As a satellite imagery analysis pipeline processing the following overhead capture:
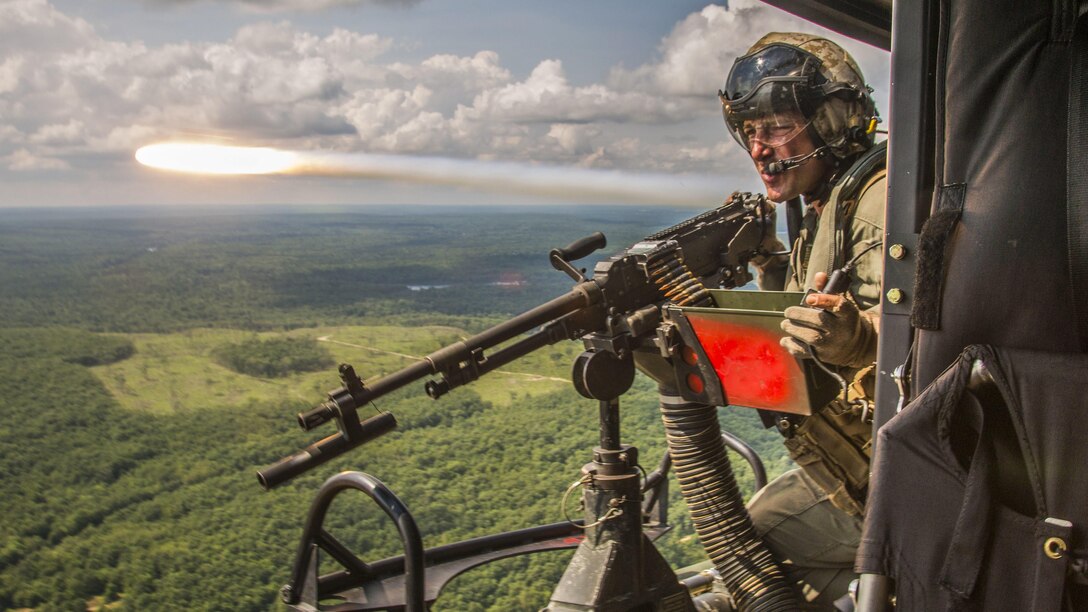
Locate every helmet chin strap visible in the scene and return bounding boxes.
[765,145,829,175]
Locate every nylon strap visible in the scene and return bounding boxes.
[1069,8,1088,348]
[910,183,965,330]
[785,196,803,248]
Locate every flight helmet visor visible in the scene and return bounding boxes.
[720,44,826,150]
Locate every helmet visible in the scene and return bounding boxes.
[719,32,878,161]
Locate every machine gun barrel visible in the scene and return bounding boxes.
[258,286,600,489]
[257,412,398,489]
[416,285,598,379]
[425,316,578,399]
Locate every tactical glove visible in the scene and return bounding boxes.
[780,296,878,368]
[747,197,789,290]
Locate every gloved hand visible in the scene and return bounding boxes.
[746,196,789,290]
[780,292,878,368]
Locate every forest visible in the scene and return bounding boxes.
[0,205,791,611]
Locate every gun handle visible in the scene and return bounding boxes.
[551,232,606,265]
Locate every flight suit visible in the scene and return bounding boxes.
[749,162,886,607]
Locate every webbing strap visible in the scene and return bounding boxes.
[785,196,803,248]
[1068,8,1088,348]
[911,184,965,330]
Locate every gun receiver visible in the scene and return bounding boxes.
[257,192,772,489]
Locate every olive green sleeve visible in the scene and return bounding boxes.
[846,173,886,311]
[798,171,886,310]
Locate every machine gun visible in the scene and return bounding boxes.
[258,192,795,612]
[258,192,771,489]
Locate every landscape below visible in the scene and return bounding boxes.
[0,205,789,611]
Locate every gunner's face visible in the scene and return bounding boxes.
[743,113,830,203]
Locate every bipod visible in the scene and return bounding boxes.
[548,349,695,612]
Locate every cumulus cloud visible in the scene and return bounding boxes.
[142,0,422,12]
[460,59,691,125]
[30,119,85,146]
[4,148,71,171]
[0,0,889,189]
[547,124,600,156]
[608,0,887,105]
[337,85,433,141]
[606,0,800,97]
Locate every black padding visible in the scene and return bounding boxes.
[912,0,1081,393]
[910,183,964,330]
[1068,16,1088,348]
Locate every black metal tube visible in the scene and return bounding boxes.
[641,450,671,520]
[642,449,672,494]
[282,471,425,611]
[318,520,585,594]
[297,401,337,431]
[428,286,595,369]
[640,432,765,498]
[598,398,621,451]
[720,431,768,492]
[481,317,574,368]
[358,359,437,403]
[426,318,573,398]
[856,573,892,612]
[316,528,370,577]
[681,568,720,591]
[257,412,397,490]
[341,289,592,406]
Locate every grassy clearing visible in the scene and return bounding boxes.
[92,325,582,414]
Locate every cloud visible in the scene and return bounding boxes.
[238,0,424,12]
[4,148,71,171]
[0,57,24,95]
[608,0,887,105]
[0,0,97,56]
[547,124,600,156]
[0,0,889,190]
[337,85,434,141]
[459,59,691,125]
[30,120,86,146]
[141,0,422,12]
[604,1,800,97]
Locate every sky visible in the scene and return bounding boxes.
[0,0,890,208]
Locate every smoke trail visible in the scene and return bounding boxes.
[135,143,729,207]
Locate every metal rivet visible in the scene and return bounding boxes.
[886,288,904,304]
[1045,537,1067,560]
[889,244,907,260]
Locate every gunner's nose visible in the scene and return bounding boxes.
[750,139,773,163]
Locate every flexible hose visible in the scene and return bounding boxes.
[659,389,798,611]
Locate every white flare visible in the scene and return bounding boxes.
[136,143,298,175]
[136,142,728,206]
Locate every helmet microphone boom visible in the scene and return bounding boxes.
[765,146,828,175]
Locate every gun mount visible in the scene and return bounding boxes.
[258,193,798,611]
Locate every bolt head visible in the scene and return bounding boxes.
[889,244,907,260]
[886,288,904,304]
